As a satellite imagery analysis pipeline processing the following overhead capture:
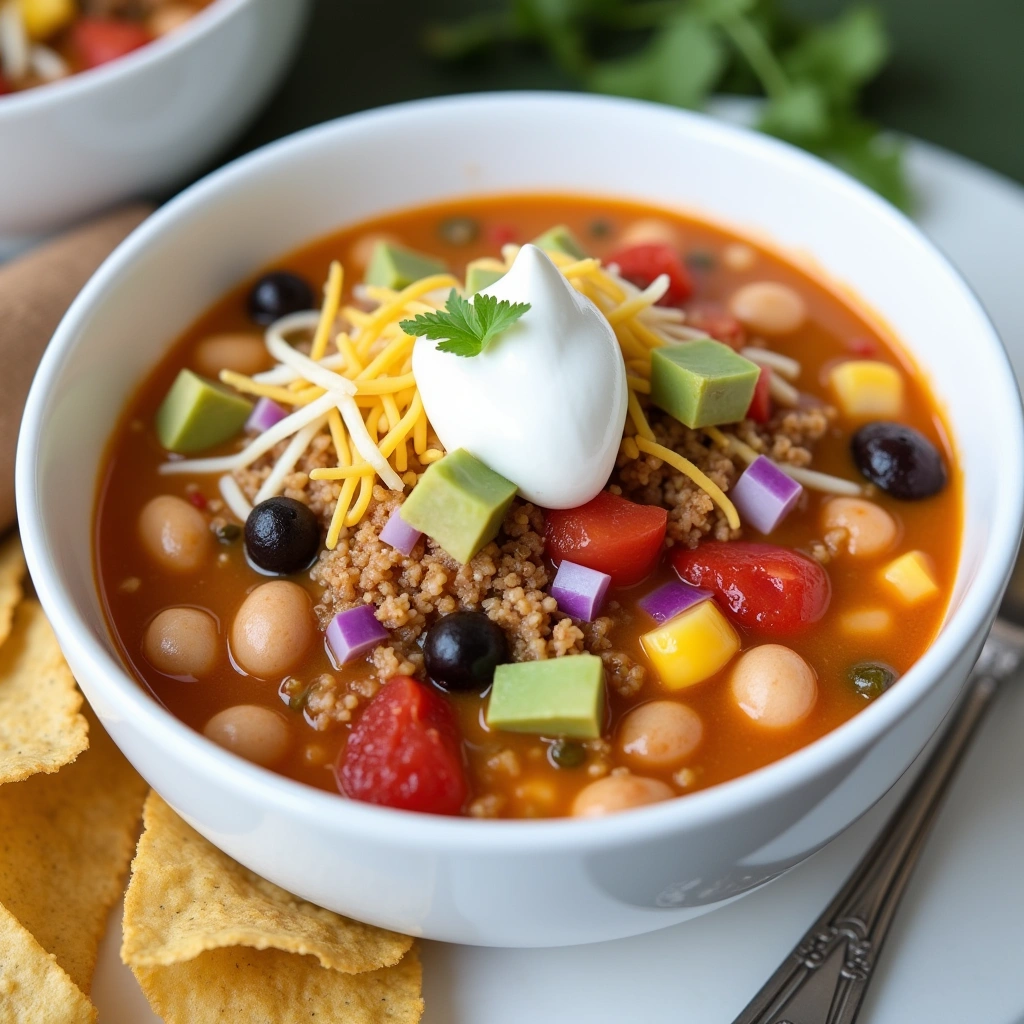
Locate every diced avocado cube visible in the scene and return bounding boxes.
[154,369,252,453]
[399,449,517,564]
[651,339,760,429]
[486,655,606,738]
[530,225,587,259]
[465,259,506,295]
[365,242,447,290]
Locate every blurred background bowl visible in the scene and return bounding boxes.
[0,0,310,255]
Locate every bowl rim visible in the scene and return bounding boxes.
[17,91,1024,852]
[0,0,251,116]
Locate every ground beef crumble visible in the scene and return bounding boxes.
[615,399,835,548]
[232,399,834,731]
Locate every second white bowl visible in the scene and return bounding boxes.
[0,0,309,250]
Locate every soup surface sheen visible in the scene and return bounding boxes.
[95,195,961,819]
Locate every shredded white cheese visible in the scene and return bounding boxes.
[158,391,338,475]
[30,44,68,82]
[264,333,356,397]
[254,415,328,503]
[741,347,801,381]
[337,395,405,491]
[218,474,253,521]
[781,465,866,497]
[253,352,345,387]
[768,372,801,407]
[0,1,29,81]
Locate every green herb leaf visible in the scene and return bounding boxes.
[399,288,532,358]
[588,12,726,109]
[759,81,830,144]
[690,0,757,21]
[783,5,889,104]
[422,0,912,209]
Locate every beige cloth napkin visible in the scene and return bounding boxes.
[0,204,153,532]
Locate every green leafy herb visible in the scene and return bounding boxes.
[588,12,725,108]
[399,289,532,357]
[424,0,911,210]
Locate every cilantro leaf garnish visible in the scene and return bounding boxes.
[399,289,531,357]
[423,1,911,210]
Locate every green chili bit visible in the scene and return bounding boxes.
[686,250,715,271]
[215,522,241,544]
[848,661,897,699]
[438,216,480,246]
[549,739,587,769]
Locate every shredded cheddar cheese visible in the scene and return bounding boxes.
[634,436,741,531]
[310,261,343,361]
[159,244,735,545]
[627,390,656,442]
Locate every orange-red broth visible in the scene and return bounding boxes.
[94,195,961,818]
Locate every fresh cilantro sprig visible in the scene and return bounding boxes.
[423,0,910,210]
[399,289,532,357]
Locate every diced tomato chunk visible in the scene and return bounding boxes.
[546,491,668,589]
[606,243,694,306]
[488,223,518,247]
[745,366,772,423]
[338,676,468,815]
[847,336,878,357]
[72,18,151,70]
[684,301,746,350]
[672,541,830,635]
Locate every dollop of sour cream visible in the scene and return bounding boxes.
[413,244,628,509]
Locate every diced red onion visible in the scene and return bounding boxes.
[639,580,711,624]
[731,455,803,534]
[551,560,611,622]
[380,505,422,556]
[326,605,388,665]
[245,396,288,433]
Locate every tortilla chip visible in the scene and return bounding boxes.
[133,944,423,1024]
[0,704,147,993]
[0,533,25,651]
[0,902,96,1024]
[0,599,89,784]
[123,793,413,973]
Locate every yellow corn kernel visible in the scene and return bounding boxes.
[882,550,939,604]
[641,600,740,690]
[840,607,893,636]
[830,360,904,418]
[18,0,75,39]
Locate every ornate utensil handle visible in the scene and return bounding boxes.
[731,619,1024,1024]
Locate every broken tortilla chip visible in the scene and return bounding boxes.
[0,902,96,1024]
[0,599,89,784]
[0,704,147,993]
[122,793,414,973]
[133,944,424,1024]
[0,533,26,651]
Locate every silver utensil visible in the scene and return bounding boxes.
[732,567,1024,1024]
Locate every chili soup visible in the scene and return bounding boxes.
[94,195,960,819]
[0,0,211,94]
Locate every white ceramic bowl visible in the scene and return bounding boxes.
[0,0,309,250]
[17,94,1024,947]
